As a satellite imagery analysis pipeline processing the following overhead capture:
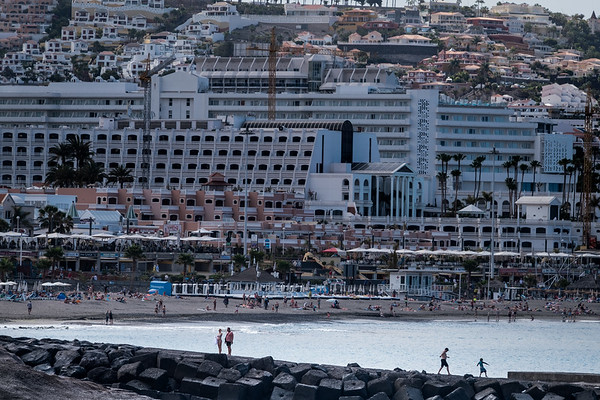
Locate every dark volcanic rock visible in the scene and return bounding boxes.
[139,367,169,391]
[318,378,343,400]
[369,393,392,400]
[368,376,393,397]
[174,361,199,381]
[60,365,87,379]
[344,379,368,398]
[117,361,143,382]
[197,360,223,379]
[394,385,425,400]
[273,372,297,391]
[423,381,454,398]
[501,382,527,400]
[217,367,243,383]
[53,350,80,370]
[217,382,247,400]
[289,364,312,381]
[548,385,585,400]
[270,386,294,400]
[129,350,158,369]
[293,383,318,400]
[446,387,471,400]
[33,363,55,375]
[0,347,149,400]
[79,350,109,371]
[87,366,117,384]
[250,356,275,373]
[236,377,266,400]
[21,349,52,366]
[526,386,548,400]
[301,369,328,386]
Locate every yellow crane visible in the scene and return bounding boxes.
[247,27,277,120]
[581,91,600,248]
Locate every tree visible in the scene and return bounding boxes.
[436,153,452,215]
[471,155,486,199]
[462,259,480,296]
[437,172,448,215]
[558,158,571,206]
[451,169,462,215]
[529,160,542,195]
[76,160,105,187]
[519,163,528,200]
[108,165,135,188]
[67,135,94,169]
[49,142,72,166]
[276,260,292,282]
[45,247,64,278]
[177,252,195,277]
[124,244,144,289]
[232,254,247,272]
[0,218,10,232]
[36,258,52,279]
[481,191,492,216]
[38,205,60,233]
[0,257,15,280]
[10,206,32,231]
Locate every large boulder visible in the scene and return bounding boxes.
[174,361,199,381]
[344,379,368,398]
[128,351,158,370]
[445,387,471,400]
[293,383,318,400]
[501,381,527,400]
[197,360,224,379]
[21,349,52,366]
[87,366,117,384]
[368,376,393,397]
[301,369,328,386]
[53,350,81,370]
[79,351,109,371]
[423,381,454,398]
[217,368,243,383]
[394,385,425,400]
[217,382,247,400]
[250,356,275,373]
[117,361,144,382]
[138,367,169,392]
[318,378,343,400]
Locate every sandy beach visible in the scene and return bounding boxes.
[1,294,599,325]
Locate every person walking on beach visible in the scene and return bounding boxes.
[105,310,110,325]
[216,329,223,354]
[162,304,166,317]
[225,327,234,355]
[213,298,217,311]
[477,358,489,377]
[437,348,450,375]
[109,310,113,325]
[27,301,32,315]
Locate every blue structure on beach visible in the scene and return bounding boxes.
[150,281,172,296]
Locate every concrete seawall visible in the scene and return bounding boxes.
[1,335,599,400]
[508,372,600,385]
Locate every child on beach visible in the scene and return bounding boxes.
[437,348,450,375]
[477,358,489,377]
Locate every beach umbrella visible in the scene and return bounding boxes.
[41,282,55,287]
[347,247,367,253]
[92,232,116,240]
[322,247,340,253]
[162,235,180,241]
[35,232,70,239]
[0,232,27,238]
[193,228,213,235]
[495,251,520,257]
[414,249,433,255]
[396,249,414,255]
[148,289,158,295]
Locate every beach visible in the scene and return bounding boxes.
[1,294,598,324]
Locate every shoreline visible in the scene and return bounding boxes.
[1,296,598,325]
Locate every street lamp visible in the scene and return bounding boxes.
[16,216,22,269]
[282,226,286,254]
[239,126,255,258]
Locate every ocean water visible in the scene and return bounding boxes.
[1,318,597,378]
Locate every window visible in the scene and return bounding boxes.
[174,149,183,156]
[188,163,197,169]
[278,136,287,142]
[158,149,167,155]
[97,134,106,141]
[110,149,120,154]
[218,150,228,156]
[172,163,181,169]
[156,163,166,169]
[159,135,169,142]
[111,134,121,141]
[203,150,212,156]
[127,149,136,155]
[190,149,199,156]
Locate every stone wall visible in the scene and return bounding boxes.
[0,335,598,400]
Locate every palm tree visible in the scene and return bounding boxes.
[451,169,461,214]
[67,135,94,169]
[233,254,247,273]
[38,205,60,233]
[36,258,52,279]
[436,153,452,214]
[0,257,14,280]
[177,252,195,277]
[566,165,576,218]
[52,212,74,234]
[49,142,72,166]
[462,259,480,296]
[505,178,517,217]
[108,165,134,188]
[124,244,144,289]
[558,158,571,205]
[471,155,486,199]
[45,246,64,279]
[437,171,448,215]
[45,164,76,187]
[519,163,528,200]
[481,191,492,215]
[10,206,32,231]
[77,160,106,187]
[529,160,542,195]
[0,219,10,232]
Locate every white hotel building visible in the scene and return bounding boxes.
[0,56,566,210]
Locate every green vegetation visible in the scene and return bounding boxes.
[43,0,71,40]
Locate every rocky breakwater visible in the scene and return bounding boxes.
[1,335,599,400]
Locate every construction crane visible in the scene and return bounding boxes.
[247,27,278,120]
[581,91,600,248]
[138,55,175,188]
